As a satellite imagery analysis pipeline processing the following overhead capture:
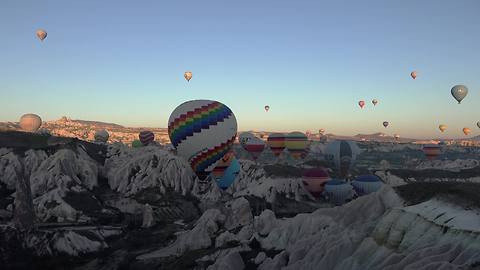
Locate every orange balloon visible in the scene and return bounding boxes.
[36,29,47,41]
[463,128,471,136]
[439,125,447,132]
[410,71,417,79]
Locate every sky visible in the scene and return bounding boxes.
[0,0,479,139]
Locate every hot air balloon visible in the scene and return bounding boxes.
[214,157,240,190]
[184,71,192,82]
[439,125,447,132]
[285,132,308,159]
[302,168,331,198]
[358,100,365,109]
[242,136,265,161]
[168,100,237,180]
[36,29,47,41]
[463,128,471,136]
[422,144,442,160]
[211,151,234,182]
[351,175,383,196]
[477,122,480,129]
[451,85,468,104]
[324,140,360,178]
[383,121,389,128]
[132,140,143,148]
[319,129,325,135]
[410,71,417,79]
[266,133,286,157]
[264,105,270,112]
[372,99,378,106]
[323,179,354,206]
[19,114,42,132]
[139,131,155,146]
[394,134,400,140]
[94,130,109,143]
[306,130,311,138]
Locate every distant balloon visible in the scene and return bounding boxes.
[94,130,109,143]
[36,29,47,41]
[352,175,383,196]
[302,168,330,198]
[324,140,360,178]
[184,71,192,82]
[323,179,354,206]
[439,125,447,132]
[394,134,400,140]
[266,133,286,157]
[383,121,389,128]
[372,99,378,106]
[306,130,311,137]
[264,105,270,112]
[358,100,365,109]
[19,113,42,132]
[214,157,240,190]
[319,129,325,135]
[463,127,471,136]
[132,140,143,148]
[285,132,308,159]
[451,85,468,104]
[422,144,442,160]
[168,100,237,180]
[410,71,417,79]
[477,122,480,129]
[242,136,265,161]
[139,131,155,146]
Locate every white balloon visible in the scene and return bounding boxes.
[94,129,109,143]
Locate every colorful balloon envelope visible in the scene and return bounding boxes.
[463,127,471,136]
[94,129,109,143]
[451,85,468,104]
[139,130,155,146]
[238,132,255,147]
[439,125,447,132]
[184,71,192,82]
[211,151,235,179]
[319,129,325,135]
[242,136,265,161]
[266,133,286,157]
[358,100,365,109]
[422,144,442,160]
[324,140,360,178]
[323,179,354,206]
[285,132,308,159]
[410,71,417,79]
[302,168,330,198]
[36,29,47,41]
[352,175,383,196]
[132,140,143,148]
[19,113,42,132]
[168,100,237,180]
[214,157,240,190]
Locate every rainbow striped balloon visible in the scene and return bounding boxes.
[139,130,155,146]
[266,133,286,157]
[285,132,308,159]
[168,100,237,180]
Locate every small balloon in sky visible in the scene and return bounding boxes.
[36,29,47,41]
[358,100,365,109]
[451,85,468,104]
[477,122,480,129]
[264,105,270,112]
[410,71,417,79]
[463,127,471,136]
[383,121,389,128]
[439,125,447,132]
[184,71,192,82]
[372,99,378,106]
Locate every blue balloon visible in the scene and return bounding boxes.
[323,179,354,205]
[352,175,383,196]
[215,158,240,190]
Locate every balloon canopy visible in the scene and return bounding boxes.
[285,132,308,159]
[184,71,192,82]
[439,125,447,132]
[463,127,471,136]
[94,130,109,143]
[422,144,442,160]
[383,121,389,128]
[36,29,47,41]
[238,132,255,147]
[451,85,468,104]
[352,175,383,196]
[410,71,417,79]
[324,140,360,178]
[168,100,237,180]
[264,105,270,112]
[19,113,42,132]
[323,179,354,206]
[242,136,265,161]
[372,99,378,106]
[358,100,365,109]
[266,133,286,157]
[302,168,330,198]
[214,157,240,190]
[139,131,155,146]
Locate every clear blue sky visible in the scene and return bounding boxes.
[1,0,479,139]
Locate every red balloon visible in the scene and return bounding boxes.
[358,100,365,109]
[302,168,330,198]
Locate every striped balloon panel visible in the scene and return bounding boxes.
[351,181,383,196]
[244,144,265,160]
[423,147,441,160]
[168,101,233,148]
[139,131,155,145]
[324,183,354,205]
[216,158,240,190]
[267,136,286,157]
[189,135,236,179]
[211,153,234,179]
